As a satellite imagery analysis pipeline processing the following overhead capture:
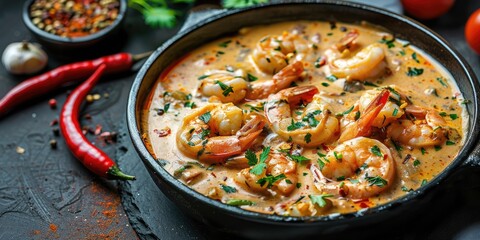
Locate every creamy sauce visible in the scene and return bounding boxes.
[141,21,468,216]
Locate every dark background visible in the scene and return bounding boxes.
[0,0,480,239]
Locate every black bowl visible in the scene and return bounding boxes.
[127,1,480,239]
[22,0,127,56]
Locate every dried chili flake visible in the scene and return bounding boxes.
[48,98,57,109]
[153,128,171,137]
[29,0,120,38]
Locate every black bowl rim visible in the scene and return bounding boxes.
[127,0,480,224]
[22,0,127,44]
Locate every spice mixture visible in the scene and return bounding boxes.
[29,0,120,38]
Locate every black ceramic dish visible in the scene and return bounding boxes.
[22,0,127,55]
[127,1,480,239]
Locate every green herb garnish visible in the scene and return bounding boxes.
[287,119,305,131]
[247,73,258,82]
[304,133,312,143]
[221,184,237,193]
[218,40,232,48]
[199,112,211,123]
[371,145,383,157]
[309,194,333,208]
[407,67,424,77]
[257,174,286,188]
[249,147,271,175]
[226,199,254,206]
[365,175,388,187]
[215,80,234,96]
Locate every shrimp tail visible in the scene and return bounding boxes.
[246,61,304,100]
[356,89,390,136]
[339,89,389,142]
[203,116,265,162]
[282,85,319,106]
[336,29,359,52]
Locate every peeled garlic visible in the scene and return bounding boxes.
[2,41,48,74]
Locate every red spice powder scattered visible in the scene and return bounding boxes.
[49,223,58,232]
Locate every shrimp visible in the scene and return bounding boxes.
[235,152,297,196]
[312,137,395,199]
[198,69,248,103]
[246,61,304,100]
[177,103,265,163]
[357,87,406,128]
[251,32,309,75]
[329,43,386,81]
[386,105,449,147]
[338,89,390,143]
[264,86,340,147]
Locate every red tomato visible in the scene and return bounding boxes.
[466,9,480,54]
[401,0,455,20]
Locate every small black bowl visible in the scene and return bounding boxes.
[22,0,127,58]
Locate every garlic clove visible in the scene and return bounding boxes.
[2,41,48,75]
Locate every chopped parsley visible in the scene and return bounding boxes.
[354,111,361,121]
[163,103,170,112]
[413,159,421,167]
[249,147,271,175]
[421,147,426,155]
[380,38,395,48]
[245,103,264,112]
[337,176,345,181]
[321,82,330,87]
[365,175,388,187]
[309,194,333,208]
[296,183,302,189]
[198,74,210,80]
[257,174,286,188]
[446,140,455,145]
[342,106,354,115]
[406,67,424,77]
[434,145,442,151]
[392,108,398,117]
[412,52,420,63]
[226,199,254,206]
[215,80,234,96]
[436,77,448,87]
[304,133,312,143]
[221,184,237,193]
[370,145,383,157]
[287,119,305,131]
[333,151,343,161]
[288,154,311,163]
[439,112,447,117]
[199,112,211,123]
[314,57,324,68]
[302,110,322,127]
[218,40,232,48]
[184,101,196,108]
[173,165,192,178]
[421,179,428,186]
[247,73,258,82]
[200,129,210,139]
[326,75,338,82]
[449,114,458,120]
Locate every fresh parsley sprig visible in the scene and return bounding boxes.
[128,0,194,28]
[247,147,271,175]
[223,0,269,9]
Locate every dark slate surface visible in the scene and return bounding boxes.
[1,0,480,240]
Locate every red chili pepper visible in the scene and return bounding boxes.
[60,64,135,180]
[0,51,151,118]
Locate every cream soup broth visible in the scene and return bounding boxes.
[142,21,467,216]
